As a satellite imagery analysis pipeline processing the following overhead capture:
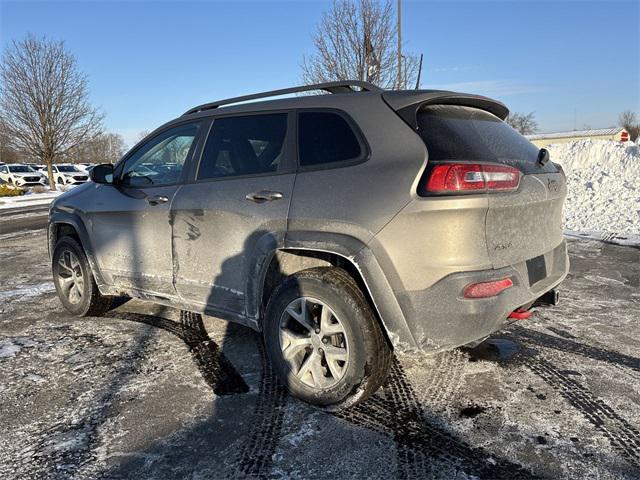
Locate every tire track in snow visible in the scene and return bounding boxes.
[512,325,640,373]
[337,359,538,479]
[109,310,249,395]
[525,356,640,466]
[234,336,288,479]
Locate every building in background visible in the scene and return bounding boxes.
[526,127,629,148]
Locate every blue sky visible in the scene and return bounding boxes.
[1,0,638,146]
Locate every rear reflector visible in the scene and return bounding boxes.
[463,278,513,298]
[425,163,521,193]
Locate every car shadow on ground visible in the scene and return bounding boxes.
[93,230,640,479]
[105,309,248,396]
[96,300,640,480]
[99,303,540,479]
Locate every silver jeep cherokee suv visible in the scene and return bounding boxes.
[49,81,568,408]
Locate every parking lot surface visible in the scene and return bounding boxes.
[0,228,639,479]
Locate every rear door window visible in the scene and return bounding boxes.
[197,113,287,180]
[298,111,362,167]
[417,105,557,174]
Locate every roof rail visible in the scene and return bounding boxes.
[183,80,383,116]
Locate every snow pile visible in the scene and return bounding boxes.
[547,140,640,235]
[0,188,65,209]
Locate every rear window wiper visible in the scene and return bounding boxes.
[537,148,550,167]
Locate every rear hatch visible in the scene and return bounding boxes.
[415,104,566,268]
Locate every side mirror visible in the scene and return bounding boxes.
[90,164,114,184]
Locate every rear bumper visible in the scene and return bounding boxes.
[396,240,569,352]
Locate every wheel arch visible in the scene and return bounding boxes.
[251,235,418,351]
[48,211,109,293]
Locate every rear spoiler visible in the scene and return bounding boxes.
[382,90,509,130]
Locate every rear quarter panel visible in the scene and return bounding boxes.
[286,95,427,248]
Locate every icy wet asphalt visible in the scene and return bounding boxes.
[0,228,638,479]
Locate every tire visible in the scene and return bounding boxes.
[52,236,112,316]
[264,267,392,410]
[57,177,64,185]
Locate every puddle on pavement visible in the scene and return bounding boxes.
[466,338,521,363]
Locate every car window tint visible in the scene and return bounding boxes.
[121,122,201,187]
[416,105,557,174]
[197,113,287,180]
[298,112,361,167]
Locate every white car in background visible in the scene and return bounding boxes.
[52,164,90,185]
[76,163,95,172]
[0,164,47,187]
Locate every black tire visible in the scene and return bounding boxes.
[52,236,112,316]
[264,267,392,410]
[57,177,64,185]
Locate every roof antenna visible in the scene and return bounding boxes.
[415,53,423,90]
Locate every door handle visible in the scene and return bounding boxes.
[245,190,284,203]
[146,195,169,206]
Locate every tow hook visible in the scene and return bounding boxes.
[509,308,533,320]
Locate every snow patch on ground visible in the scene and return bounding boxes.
[0,185,75,209]
[0,337,37,359]
[547,140,640,236]
[0,282,55,301]
[565,230,640,247]
[283,421,317,447]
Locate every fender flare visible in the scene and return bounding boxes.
[248,231,418,351]
[48,209,110,292]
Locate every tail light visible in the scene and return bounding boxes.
[464,278,513,298]
[425,163,521,194]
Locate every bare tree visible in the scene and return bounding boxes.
[137,130,151,142]
[0,118,26,163]
[618,110,639,142]
[66,133,126,164]
[0,35,103,189]
[506,112,538,135]
[302,0,419,89]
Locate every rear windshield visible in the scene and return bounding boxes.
[416,105,557,174]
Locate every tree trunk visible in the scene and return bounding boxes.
[44,156,56,192]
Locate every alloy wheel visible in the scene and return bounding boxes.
[278,297,349,389]
[57,250,85,305]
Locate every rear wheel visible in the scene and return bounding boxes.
[264,267,392,410]
[52,236,112,316]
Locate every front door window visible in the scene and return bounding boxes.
[121,122,201,187]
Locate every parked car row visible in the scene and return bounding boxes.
[0,162,98,187]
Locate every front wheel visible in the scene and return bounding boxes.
[264,267,392,410]
[52,236,112,316]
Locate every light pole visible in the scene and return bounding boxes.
[397,0,402,89]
